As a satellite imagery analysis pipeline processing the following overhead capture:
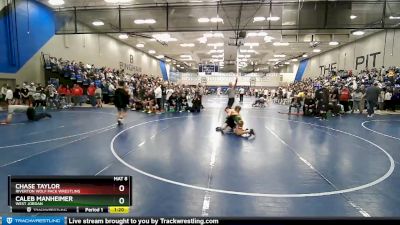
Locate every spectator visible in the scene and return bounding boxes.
[365,81,381,117]
[87,83,96,107]
[72,84,83,106]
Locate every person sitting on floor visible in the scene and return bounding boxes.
[303,93,316,116]
[0,103,52,125]
[289,96,302,114]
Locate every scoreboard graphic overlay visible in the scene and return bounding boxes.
[8,176,132,213]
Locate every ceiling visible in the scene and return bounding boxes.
[38,0,400,72]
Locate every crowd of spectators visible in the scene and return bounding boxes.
[0,56,206,114]
[247,67,399,118]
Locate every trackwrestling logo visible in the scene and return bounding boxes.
[7,217,13,224]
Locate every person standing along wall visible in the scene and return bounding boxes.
[239,87,245,103]
[226,76,238,108]
[114,81,130,125]
[365,81,381,117]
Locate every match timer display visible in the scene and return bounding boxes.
[8,176,132,213]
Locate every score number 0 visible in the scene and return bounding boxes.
[118,184,125,205]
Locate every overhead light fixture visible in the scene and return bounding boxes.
[165,59,171,62]
[389,16,400,20]
[274,54,286,58]
[352,30,365,36]
[244,42,259,48]
[268,59,280,62]
[247,31,268,37]
[134,19,156,24]
[152,33,177,42]
[253,17,266,22]
[313,49,321,53]
[240,49,256,53]
[273,42,290,46]
[302,54,308,57]
[350,15,357,20]
[210,17,223,23]
[267,16,280,21]
[291,59,298,62]
[148,50,156,54]
[118,34,129,39]
[203,32,224,38]
[92,21,104,26]
[180,43,195,47]
[156,55,164,59]
[284,62,290,65]
[329,41,339,46]
[48,0,64,5]
[136,43,144,48]
[180,55,191,58]
[264,36,275,42]
[207,43,224,47]
[197,37,207,43]
[198,18,210,23]
[208,49,224,54]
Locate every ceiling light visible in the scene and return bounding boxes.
[240,49,255,53]
[352,30,365,36]
[203,32,224,38]
[247,32,267,37]
[389,16,400,20]
[134,19,157,24]
[180,55,191,58]
[118,34,129,39]
[165,59,171,62]
[210,17,223,23]
[329,41,339,46]
[253,17,266,22]
[198,18,210,23]
[207,43,224,47]
[136,43,144,48]
[244,43,259,47]
[302,54,308,57]
[208,49,224,54]
[284,62,290,65]
[198,37,207,43]
[313,49,321,53]
[92,21,104,26]
[180,43,195,47]
[264,36,275,42]
[274,54,286,58]
[156,55,165,59]
[145,19,156,24]
[268,59,280,62]
[273,42,290,46]
[292,59,298,62]
[350,15,357,20]
[134,19,145,24]
[267,16,280,21]
[152,33,177,42]
[48,0,64,5]
[148,50,156,54]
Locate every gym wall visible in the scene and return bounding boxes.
[0,0,162,85]
[302,29,400,79]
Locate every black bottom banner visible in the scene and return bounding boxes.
[66,218,400,225]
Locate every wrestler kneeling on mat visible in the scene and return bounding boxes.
[0,103,52,125]
[216,106,255,139]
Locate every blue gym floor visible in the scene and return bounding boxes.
[1,96,400,217]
